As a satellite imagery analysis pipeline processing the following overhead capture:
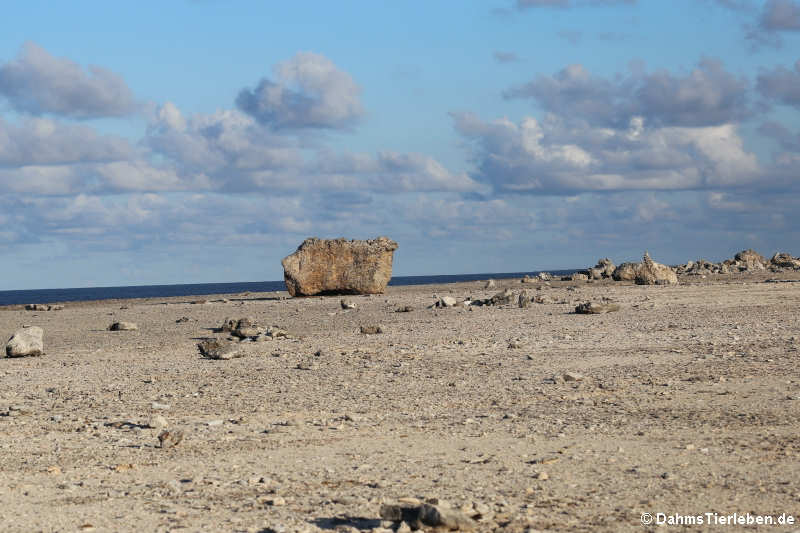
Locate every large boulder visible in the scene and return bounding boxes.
[635,252,678,285]
[282,237,398,296]
[771,252,800,269]
[612,262,641,281]
[6,326,44,357]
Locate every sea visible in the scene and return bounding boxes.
[0,270,577,307]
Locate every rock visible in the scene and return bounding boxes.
[360,325,384,335]
[148,415,168,429]
[563,372,585,382]
[281,236,398,296]
[569,272,589,282]
[437,296,457,308]
[734,249,766,264]
[395,306,414,313]
[266,326,289,338]
[157,429,184,448]
[108,322,138,331]
[575,302,621,314]
[175,316,190,323]
[771,252,800,269]
[340,299,357,310]
[485,279,497,289]
[635,252,678,285]
[521,275,533,283]
[490,288,514,305]
[612,262,641,281]
[518,290,532,308]
[220,317,238,332]
[537,272,552,281]
[198,339,243,360]
[5,326,44,357]
[594,257,616,278]
[380,503,475,531]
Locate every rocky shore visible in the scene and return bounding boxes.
[1,260,799,531]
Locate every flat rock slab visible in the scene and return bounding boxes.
[575,302,621,314]
[108,322,138,331]
[5,326,44,357]
[281,237,398,296]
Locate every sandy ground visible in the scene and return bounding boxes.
[1,273,799,533]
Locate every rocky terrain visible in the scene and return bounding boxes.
[2,270,800,532]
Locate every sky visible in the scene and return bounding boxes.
[1,0,799,289]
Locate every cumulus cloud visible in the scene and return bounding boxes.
[236,52,364,130]
[451,111,759,194]
[757,60,800,107]
[504,59,750,127]
[0,116,132,165]
[0,42,137,118]
[746,0,800,47]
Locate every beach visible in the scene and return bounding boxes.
[1,272,799,532]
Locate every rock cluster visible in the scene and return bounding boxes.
[281,237,398,296]
[636,252,678,285]
[676,249,800,275]
[25,304,64,311]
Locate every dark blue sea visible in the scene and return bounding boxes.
[0,270,576,307]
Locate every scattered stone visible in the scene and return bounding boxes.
[5,326,44,357]
[395,306,414,313]
[175,316,190,323]
[151,402,171,410]
[266,325,289,338]
[563,372,585,382]
[148,415,168,429]
[636,252,678,285]
[266,496,286,506]
[198,339,243,360]
[490,288,514,305]
[535,471,550,480]
[771,252,800,269]
[281,236,398,296]
[537,272,552,281]
[360,325,384,335]
[575,302,621,314]
[380,502,475,531]
[521,275,533,283]
[569,272,589,282]
[485,279,497,289]
[220,317,238,332]
[108,322,138,331]
[340,299,357,310]
[25,303,61,311]
[157,429,184,448]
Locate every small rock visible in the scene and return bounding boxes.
[575,302,620,314]
[148,415,168,429]
[395,306,414,313]
[175,316,190,323]
[151,402,171,410]
[5,326,44,357]
[157,429,184,448]
[485,279,497,289]
[340,299,357,310]
[438,296,457,308]
[267,496,286,506]
[198,339,243,360]
[360,325,384,334]
[266,325,289,338]
[108,322,138,331]
[535,471,549,480]
[563,372,584,382]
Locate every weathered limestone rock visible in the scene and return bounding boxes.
[108,321,138,331]
[771,252,800,269]
[490,288,514,305]
[734,249,766,264]
[635,252,678,285]
[612,262,641,281]
[380,502,475,531]
[198,339,243,360]
[588,257,616,279]
[518,289,533,308]
[282,237,398,296]
[575,301,621,314]
[6,326,44,357]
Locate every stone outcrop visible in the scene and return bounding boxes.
[6,326,44,357]
[281,237,398,296]
[635,252,678,285]
[612,262,641,281]
[771,252,800,269]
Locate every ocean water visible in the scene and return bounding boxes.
[0,270,576,307]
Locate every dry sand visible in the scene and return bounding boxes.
[1,273,799,532]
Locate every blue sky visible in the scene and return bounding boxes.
[1,0,799,289]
